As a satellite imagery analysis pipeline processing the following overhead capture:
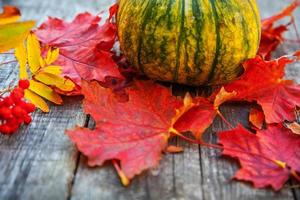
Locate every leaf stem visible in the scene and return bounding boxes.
[291,170,300,182]
[112,160,130,186]
[217,110,234,129]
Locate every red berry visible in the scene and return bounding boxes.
[18,79,30,89]
[16,101,27,108]
[6,118,18,125]
[12,105,27,118]
[3,96,14,107]
[11,87,24,103]
[0,124,12,134]
[23,115,32,124]
[0,99,4,107]
[24,103,36,113]
[6,119,20,131]
[0,107,13,119]
[9,126,19,133]
[17,118,24,124]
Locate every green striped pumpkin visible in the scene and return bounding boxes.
[117,0,261,85]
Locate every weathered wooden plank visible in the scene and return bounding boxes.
[293,183,300,200]
[0,0,93,200]
[0,97,85,200]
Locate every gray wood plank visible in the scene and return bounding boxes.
[0,0,93,200]
[292,183,300,200]
[0,97,85,200]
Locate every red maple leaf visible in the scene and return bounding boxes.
[173,96,216,139]
[220,56,300,124]
[259,1,300,60]
[66,80,182,185]
[35,4,123,86]
[219,124,300,190]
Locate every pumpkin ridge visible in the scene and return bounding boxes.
[206,0,221,83]
[137,0,155,74]
[190,0,204,84]
[247,0,261,48]
[166,1,174,30]
[161,1,176,68]
[240,8,251,60]
[174,0,185,82]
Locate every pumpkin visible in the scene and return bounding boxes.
[117,0,261,85]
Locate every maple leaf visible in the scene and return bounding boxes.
[172,87,241,140]
[0,5,35,53]
[34,4,123,86]
[216,56,300,124]
[15,33,75,112]
[66,80,182,185]
[219,124,300,190]
[259,1,300,59]
[173,94,216,140]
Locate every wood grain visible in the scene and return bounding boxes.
[0,96,85,200]
[0,0,90,200]
[0,0,299,200]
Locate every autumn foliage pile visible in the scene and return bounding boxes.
[1,1,300,191]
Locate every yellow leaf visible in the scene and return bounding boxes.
[29,80,63,105]
[0,21,35,53]
[0,6,21,25]
[45,48,59,65]
[39,56,46,68]
[15,42,28,79]
[27,33,41,73]
[40,65,62,75]
[34,72,75,92]
[24,89,49,112]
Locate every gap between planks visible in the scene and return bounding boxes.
[66,115,90,200]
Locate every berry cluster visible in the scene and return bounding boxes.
[0,80,35,134]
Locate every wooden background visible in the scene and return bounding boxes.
[0,0,299,199]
